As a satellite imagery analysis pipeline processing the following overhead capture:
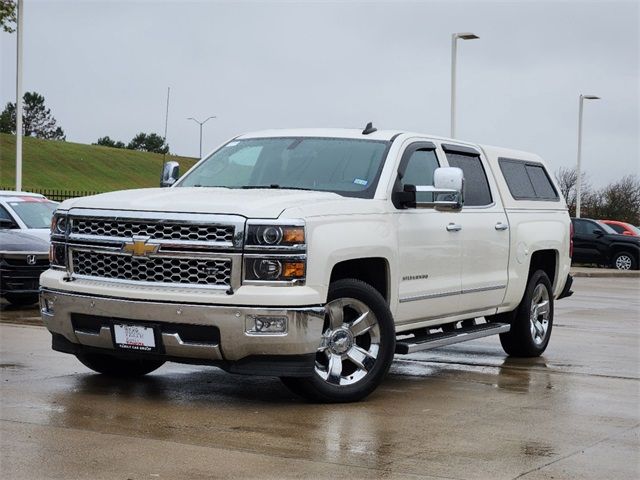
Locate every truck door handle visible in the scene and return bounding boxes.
[446,223,462,232]
[495,222,509,231]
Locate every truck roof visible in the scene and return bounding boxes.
[236,128,537,160]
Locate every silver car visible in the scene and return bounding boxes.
[0,191,58,242]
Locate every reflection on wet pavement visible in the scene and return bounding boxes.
[1,277,639,479]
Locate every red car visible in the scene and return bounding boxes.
[600,220,640,237]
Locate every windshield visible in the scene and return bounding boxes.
[596,221,618,234]
[7,200,58,229]
[177,137,390,198]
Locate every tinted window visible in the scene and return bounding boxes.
[499,159,559,200]
[607,223,625,234]
[0,205,13,221]
[400,149,439,203]
[445,153,492,206]
[572,219,590,235]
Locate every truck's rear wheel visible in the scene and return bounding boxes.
[498,270,553,357]
[281,279,395,403]
[76,353,165,377]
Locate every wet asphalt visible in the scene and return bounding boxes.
[1,277,638,480]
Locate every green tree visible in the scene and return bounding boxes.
[94,136,125,149]
[0,0,16,33]
[127,132,169,154]
[0,91,66,140]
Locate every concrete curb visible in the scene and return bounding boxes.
[571,268,640,278]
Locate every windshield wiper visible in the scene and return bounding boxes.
[240,185,315,191]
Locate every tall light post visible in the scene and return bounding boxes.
[575,94,600,218]
[15,0,24,191]
[187,116,216,158]
[450,32,479,138]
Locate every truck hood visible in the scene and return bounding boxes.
[59,187,345,219]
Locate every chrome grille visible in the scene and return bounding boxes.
[72,250,232,286]
[71,218,234,243]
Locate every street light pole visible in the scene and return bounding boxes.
[15,0,24,191]
[575,94,600,218]
[187,116,216,158]
[450,32,479,139]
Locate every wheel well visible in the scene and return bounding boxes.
[330,258,389,302]
[529,250,557,287]
[611,246,638,261]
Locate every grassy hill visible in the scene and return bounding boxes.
[0,133,198,192]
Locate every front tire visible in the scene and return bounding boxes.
[281,279,395,403]
[498,270,554,357]
[612,251,637,270]
[76,353,165,377]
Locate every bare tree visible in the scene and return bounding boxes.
[591,175,640,225]
[554,167,592,217]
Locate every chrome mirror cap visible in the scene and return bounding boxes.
[160,161,180,188]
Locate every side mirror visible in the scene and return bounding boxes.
[0,218,17,229]
[160,161,180,187]
[593,229,604,237]
[394,167,464,210]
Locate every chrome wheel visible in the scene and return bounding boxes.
[615,254,632,270]
[315,297,381,386]
[529,284,550,346]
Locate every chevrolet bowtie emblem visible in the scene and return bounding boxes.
[122,237,160,257]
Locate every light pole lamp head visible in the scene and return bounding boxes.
[581,95,601,100]
[455,32,479,40]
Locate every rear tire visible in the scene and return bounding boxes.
[497,270,553,357]
[281,279,395,403]
[5,293,39,306]
[612,251,637,270]
[76,353,164,377]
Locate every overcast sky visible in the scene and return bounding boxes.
[1,0,638,187]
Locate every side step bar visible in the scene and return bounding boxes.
[395,322,511,354]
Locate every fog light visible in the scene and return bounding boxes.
[42,296,55,314]
[245,315,288,335]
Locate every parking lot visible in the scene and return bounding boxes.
[1,276,638,480]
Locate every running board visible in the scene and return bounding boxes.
[395,322,511,354]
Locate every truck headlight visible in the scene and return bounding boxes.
[51,212,68,236]
[244,256,306,283]
[49,242,67,269]
[246,223,305,247]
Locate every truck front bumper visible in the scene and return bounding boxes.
[40,288,325,376]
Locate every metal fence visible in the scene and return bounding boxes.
[1,187,102,202]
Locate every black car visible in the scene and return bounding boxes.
[571,218,640,270]
[0,230,50,305]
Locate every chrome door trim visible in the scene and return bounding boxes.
[399,284,506,303]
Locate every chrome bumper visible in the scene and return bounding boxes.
[40,288,325,362]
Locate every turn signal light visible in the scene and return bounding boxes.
[283,227,305,244]
[282,261,305,279]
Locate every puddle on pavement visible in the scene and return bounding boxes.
[521,441,557,457]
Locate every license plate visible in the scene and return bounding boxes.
[113,324,156,352]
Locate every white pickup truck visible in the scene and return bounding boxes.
[41,126,573,402]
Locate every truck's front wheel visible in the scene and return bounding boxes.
[498,270,554,357]
[281,279,395,403]
[76,353,165,377]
